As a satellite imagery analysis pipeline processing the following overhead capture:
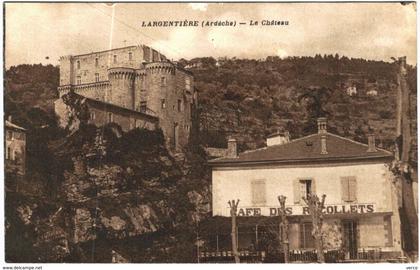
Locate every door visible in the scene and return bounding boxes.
[342,220,358,259]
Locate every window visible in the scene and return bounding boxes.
[300,222,315,249]
[300,179,312,200]
[129,52,133,61]
[90,112,96,120]
[95,73,100,82]
[107,112,113,123]
[77,60,80,69]
[6,130,13,140]
[177,99,183,112]
[95,58,99,67]
[161,77,167,87]
[341,176,357,202]
[161,99,166,109]
[14,132,23,140]
[76,76,82,85]
[140,101,147,113]
[251,179,266,205]
[113,55,117,64]
[6,147,11,160]
[185,77,191,90]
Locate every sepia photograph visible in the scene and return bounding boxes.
[3,1,418,265]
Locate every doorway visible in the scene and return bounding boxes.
[342,220,358,259]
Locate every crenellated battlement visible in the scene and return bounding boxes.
[145,62,175,75]
[108,67,136,80]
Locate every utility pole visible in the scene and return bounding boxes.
[278,195,289,263]
[228,199,240,263]
[303,194,326,263]
[395,56,418,253]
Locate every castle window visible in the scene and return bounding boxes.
[129,52,133,61]
[113,55,117,64]
[140,101,147,113]
[76,76,81,85]
[185,77,191,90]
[161,77,167,87]
[107,112,113,123]
[177,99,183,112]
[95,73,100,82]
[95,58,99,67]
[161,99,166,109]
[77,60,80,69]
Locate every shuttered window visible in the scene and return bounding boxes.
[294,179,315,204]
[251,180,266,205]
[341,176,357,202]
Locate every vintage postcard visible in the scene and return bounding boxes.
[3,1,418,266]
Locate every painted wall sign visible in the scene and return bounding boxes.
[235,204,376,217]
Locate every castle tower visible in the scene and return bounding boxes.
[107,67,136,109]
[58,55,74,96]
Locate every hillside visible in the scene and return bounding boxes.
[4,56,417,262]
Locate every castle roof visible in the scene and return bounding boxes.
[71,93,159,121]
[209,132,393,167]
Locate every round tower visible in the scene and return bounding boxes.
[107,67,136,110]
[144,62,178,148]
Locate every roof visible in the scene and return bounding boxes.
[71,92,159,122]
[5,120,26,131]
[209,132,393,166]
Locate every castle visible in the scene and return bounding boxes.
[55,45,197,151]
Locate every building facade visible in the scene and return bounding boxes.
[5,117,26,176]
[206,118,402,262]
[55,45,197,150]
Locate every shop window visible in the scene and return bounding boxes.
[161,99,166,109]
[251,179,266,205]
[300,222,315,249]
[95,73,100,82]
[341,176,357,202]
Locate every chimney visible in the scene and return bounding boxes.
[320,135,328,155]
[227,138,238,158]
[8,115,12,122]
[266,129,290,146]
[367,133,377,152]
[317,117,327,134]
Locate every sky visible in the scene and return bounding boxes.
[5,2,417,68]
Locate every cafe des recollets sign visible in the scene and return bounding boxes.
[226,203,376,217]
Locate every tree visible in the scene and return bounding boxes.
[302,194,326,263]
[393,56,418,255]
[228,199,240,263]
[277,195,289,263]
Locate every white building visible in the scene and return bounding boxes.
[207,118,402,261]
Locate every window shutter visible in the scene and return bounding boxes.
[293,179,301,204]
[341,177,350,202]
[251,180,266,205]
[311,179,316,195]
[348,176,357,202]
